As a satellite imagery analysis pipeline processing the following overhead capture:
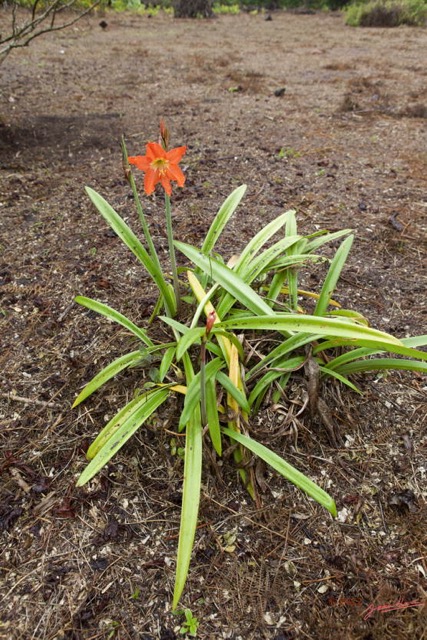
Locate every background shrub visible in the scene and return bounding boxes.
[345,0,427,26]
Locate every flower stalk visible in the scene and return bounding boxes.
[164,192,181,315]
[122,137,162,271]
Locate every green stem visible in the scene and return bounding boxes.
[165,193,181,315]
[200,336,207,427]
[121,137,162,272]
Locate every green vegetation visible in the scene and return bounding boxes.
[177,609,200,636]
[11,0,426,19]
[345,0,427,25]
[73,130,427,608]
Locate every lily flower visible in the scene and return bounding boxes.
[128,142,186,196]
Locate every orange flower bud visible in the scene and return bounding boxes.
[159,119,170,151]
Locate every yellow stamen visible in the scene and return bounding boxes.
[151,157,169,174]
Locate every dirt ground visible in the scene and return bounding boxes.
[1,8,426,640]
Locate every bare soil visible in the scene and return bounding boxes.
[0,9,426,640]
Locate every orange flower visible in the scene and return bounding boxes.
[128,142,186,196]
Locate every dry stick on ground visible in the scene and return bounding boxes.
[0,391,57,408]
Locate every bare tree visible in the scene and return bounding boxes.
[172,0,213,18]
[0,0,102,65]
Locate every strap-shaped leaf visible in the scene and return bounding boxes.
[314,235,353,316]
[75,296,154,347]
[319,366,362,394]
[283,212,300,311]
[216,370,251,414]
[334,358,427,376]
[85,187,176,316]
[187,270,232,365]
[201,185,247,255]
[247,333,322,379]
[175,242,274,318]
[324,334,427,370]
[232,211,298,275]
[222,427,337,517]
[172,406,203,610]
[206,377,222,456]
[305,228,352,253]
[179,358,224,429]
[248,355,306,409]
[72,350,142,407]
[218,315,404,349]
[160,315,191,336]
[226,343,255,500]
[251,252,317,282]
[176,327,206,361]
[86,388,169,459]
[159,346,177,382]
[218,236,303,319]
[77,387,170,486]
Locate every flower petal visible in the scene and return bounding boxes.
[160,175,172,196]
[146,141,167,160]
[144,168,158,195]
[166,163,185,187]
[166,146,187,164]
[128,155,150,170]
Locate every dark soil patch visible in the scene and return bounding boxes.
[0,10,426,640]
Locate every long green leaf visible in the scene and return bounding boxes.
[77,387,170,486]
[219,315,405,349]
[248,356,305,411]
[160,316,191,336]
[85,187,176,316]
[335,358,427,375]
[211,208,297,319]
[314,235,353,316]
[267,212,301,306]
[284,213,300,311]
[175,242,274,318]
[247,333,322,379]
[233,211,298,274]
[201,185,247,255]
[179,358,224,429]
[216,370,251,414]
[176,327,206,361]
[206,377,222,456]
[324,335,427,370]
[248,356,306,410]
[258,253,319,278]
[222,427,337,517]
[319,366,362,394]
[75,296,154,347]
[159,346,177,382]
[211,328,245,360]
[217,237,303,319]
[86,388,170,459]
[173,406,203,610]
[305,228,352,253]
[72,350,142,407]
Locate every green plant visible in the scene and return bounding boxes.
[177,608,199,636]
[73,123,427,609]
[345,0,427,26]
[278,147,301,159]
